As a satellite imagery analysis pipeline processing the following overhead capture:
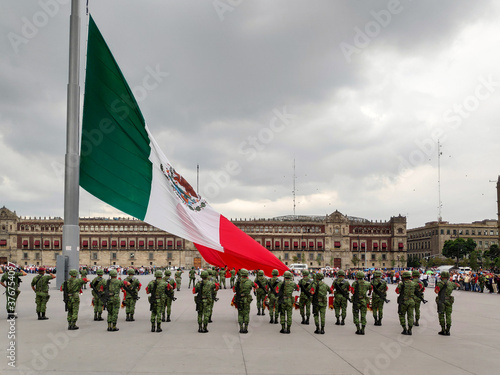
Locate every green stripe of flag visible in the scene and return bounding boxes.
[80,15,152,220]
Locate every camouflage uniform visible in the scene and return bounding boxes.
[207,269,219,323]
[220,267,227,289]
[254,270,268,316]
[369,270,388,326]
[124,268,142,321]
[478,273,485,293]
[1,268,26,319]
[162,270,176,322]
[435,271,458,336]
[90,269,105,321]
[175,269,183,291]
[396,271,415,335]
[234,268,255,333]
[80,267,88,289]
[188,267,196,288]
[266,269,281,324]
[298,270,312,324]
[230,268,236,288]
[350,271,370,335]
[278,271,299,334]
[411,270,425,326]
[331,270,350,325]
[60,269,88,330]
[99,269,126,332]
[31,268,55,320]
[311,273,329,334]
[147,271,168,332]
[193,270,216,333]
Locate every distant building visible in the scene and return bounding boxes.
[0,206,407,269]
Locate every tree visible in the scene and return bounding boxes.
[351,255,359,269]
[484,244,500,260]
[442,238,476,266]
[468,250,479,271]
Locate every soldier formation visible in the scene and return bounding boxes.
[0,266,462,337]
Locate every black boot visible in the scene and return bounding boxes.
[166,315,171,322]
[239,324,244,333]
[355,324,361,334]
[286,325,290,334]
[72,322,79,330]
[203,323,208,333]
[445,325,451,336]
[161,313,166,322]
[438,325,446,335]
[414,319,419,327]
[126,313,130,321]
[269,316,274,324]
[68,322,72,330]
[335,317,340,325]
[156,322,162,333]
[130,314,135,322]
[37,312,42,320]
[378,318,382,326]
[243,323,249,334]
[41,312,48,320]
[320,326,325,334]
[280,324,286,333]
[341,318,345,326]
[274,315,279,324]
[112,323,119,332]
[401,326,408,335]
[301,316,305,324]
[305,316,310,325]
[107,322,112,332]
[262,309,265,316]
[361,325,365,335]
[314,325,320,334]
[407,326,412,335]
[98,313,104,321]
[152,323,156,332]
[257,309,261,316]
[94,312,98,321]
[198,323,202,333]
[208,315,213,323]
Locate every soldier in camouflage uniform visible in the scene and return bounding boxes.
[230,267,236,288]
[1,267,27,319]
[188,267,196,288]
[60,269,88,330]
[220,266,227,289]
[80,267,88,289]
[90,269,105,321]
[411,270,425,326]
[123,268,142,322]
[298,270,313,325]
[435,270,458,336]
[207,269,220,323]
[31,267,55,320]
[350,271,370,335]
[396,270,415,335]
[175,269,183,291]
[234,268,255,333]
[277,270,299,334]
[99,269,128,332]
[331,270,350,325]
[369,270,388,326]
[162,269,176,322]
[193,270,216,333]
[310,273,329,334]
[254,270,268,316]
[478,272,485,293]
[267,269,281,324]
[146,270,168,332]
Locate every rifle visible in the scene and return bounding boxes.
[312,281,320,316]
[352,281,360,311]
[333,280,352,302]
[277,281,285,313]
[268,279,279,297]
[100,279,111,311]
[255,277,268,295]
[300,279,313,298]
[149,280,158,312]
[234,279,242,311]
[166,281,177,301]
[123,278,140,301]
[437,281,447,313]
[414,284,428,304]
[62,280,69,312]
[372,281,390,303]
[397,281,405,315]
[195,281,203,312]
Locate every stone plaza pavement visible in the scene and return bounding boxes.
[1,273,499,375]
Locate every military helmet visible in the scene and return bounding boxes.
[440,271,449,278]
[201,270,209,278]
[337,270,345,276]
[316,273,324,280]
[302,270,309,276]
[96,269,104,275]
[412,270,420,277]
[373,270,382,277]
[69,269,78,277]
[127,268,135,275]
[164,270,171,276]
[240,269,249,277]
[109,269,118,277]
[154,270,163,278]
[208,269,214,276]
[402,271,412,279]
[356,271,365,279]
[258,270,264,276]
[272,269,279,276]
[283,271,293,279]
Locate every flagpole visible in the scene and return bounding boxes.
[57,0,81,288]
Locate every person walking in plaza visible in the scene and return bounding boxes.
[298,269,313,325]
[254,270,268,316]
[188,267,196,288]
[220,266,227,289]
[412,270,426,326]
[90,269,105,321]
[60,269,89,330]
[123,268,141,322]
[396,271,415,335]
[233,268,256,334]
[146,270,168,332]
[99,269,129,332]
[369,270,388,326]
[80,266,88,289]
[310,272,329,334]
[230,267,236,288]
[331,270,350,326]
[31,267,56,320]
[435,270,459,336]
[1,267,27,319]
[163,269,176,322]
[277,270,299,334]
[267,269,281,324]
[193,270,216,333]
[350,271,370,335]
[175,268,183,291]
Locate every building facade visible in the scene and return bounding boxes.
[0,206,407,270]
[407,219,499,262]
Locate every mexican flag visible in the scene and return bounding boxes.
[80,15,288,276]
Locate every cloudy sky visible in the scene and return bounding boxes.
[1,0,499,229]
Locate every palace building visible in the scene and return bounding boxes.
[0,206,407,269]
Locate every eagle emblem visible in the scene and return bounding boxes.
[160,164,206,211]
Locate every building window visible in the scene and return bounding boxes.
[284,253,289,260]
[309,253,314,260]
[112,252,117,260]
[167,252,173,260]
[54,252,59,260]
[35,253,40,260]
[23,253,29,260]
[93,252,98,260]
[440,229,444,235]
[466,230,469,235]
[149,252,154,260]
[371,254,376,260]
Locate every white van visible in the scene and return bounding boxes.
[289,263,308,272]
[459,267,471,273]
